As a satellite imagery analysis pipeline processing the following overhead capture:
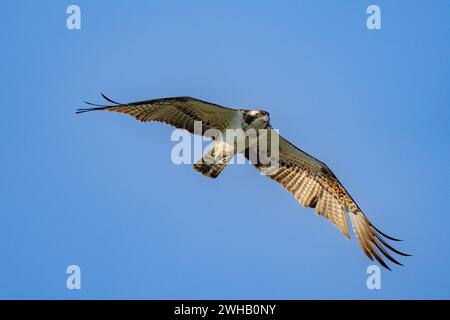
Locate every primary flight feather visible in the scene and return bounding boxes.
[77,94,409,270]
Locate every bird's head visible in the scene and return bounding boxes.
[242,109,270,129]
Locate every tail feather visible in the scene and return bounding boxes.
[193,142,234,178]
[193,161,227,178]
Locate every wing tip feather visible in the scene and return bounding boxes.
[350,211,410,270]
[76,93,125,114]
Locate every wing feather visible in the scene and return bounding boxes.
[245,127,409,269]
[76,95,237,135]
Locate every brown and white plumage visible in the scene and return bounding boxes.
[77,94,409,270]
[245,128,409,270]
[77,94,237,135]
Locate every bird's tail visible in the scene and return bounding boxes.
[193,141,235,178]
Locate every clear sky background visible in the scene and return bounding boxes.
[1,0,449,299]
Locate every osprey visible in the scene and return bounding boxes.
[77,94,409,270]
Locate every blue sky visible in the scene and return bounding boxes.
[1,0,449,299]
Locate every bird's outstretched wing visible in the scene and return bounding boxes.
[76,94,237,135]
[245,127,409,270]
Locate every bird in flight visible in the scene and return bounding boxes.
[77,94,409,270]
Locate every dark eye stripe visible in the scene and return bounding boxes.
[244,113,257,124]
